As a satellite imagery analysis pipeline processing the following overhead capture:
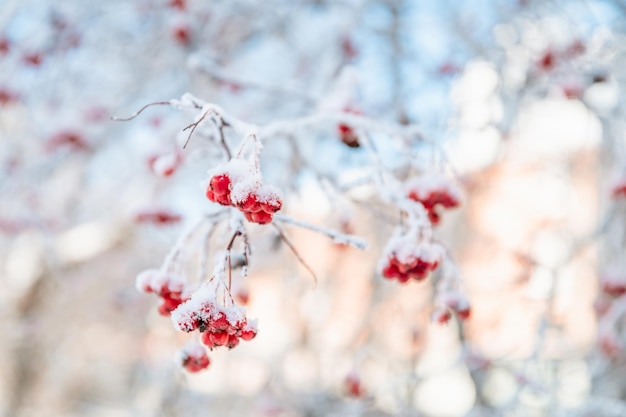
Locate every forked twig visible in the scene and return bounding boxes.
[182,108,212,149]
[273,214,368,250]
[272,223,318,287]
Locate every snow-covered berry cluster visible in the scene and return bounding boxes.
[136,269,190,316]
[147,150,183,177]
[600,270,626,297]
[406,174,462,225]
[433,291,471,324]
[133,208,182,225]
[379,233,444,283]
[336,108,361,148]
[176,340,210,373]
[171,282,257,350]
[595,264,626,359]
[610,178,626,200]
[205,158,283,224]
[344,373,364,398]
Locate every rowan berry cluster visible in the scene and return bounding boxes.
[205,159,283,224]
[433,291,471,324]
[147,150,183,177]
[176,341,210,373]
[380,234,444,283]
[136,269,190,316]
[133,208,182,225]
[610,178,626,199]
[171,282,257,350]
[600,270,626,297]
[336,108,362,148]
[406,174,462,225]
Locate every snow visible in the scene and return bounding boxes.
[170,279,247,333]
[135,268,187,295]
[383,232,444,265]
[405,174,463,203]
[178,340,206,360]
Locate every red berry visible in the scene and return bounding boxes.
[206,189,216,202]
[249,211,273,225]
[344,374,364,398]
[211,312,230,332]
[226,334,240,349]
[210,174,231,195]
[169,0,186,10]
[209,331,229,347]
[602,281,626,297]
[338,124,360,148]
[183,353,210,372]
[235,289,249,305]
[456,307,471,320]
[538,50,555,71]
[238,193,261,212]
[261,199,282,213]
[0,88,19,106]
[382,263,400,279]
[158,297,183,316]
[172,24,192,46]
[201,332,215,348]
[215,192,231,206]
[240,328,257,341]
[0,37,9,55]
[23,52,42,66]
[434,309,452,324]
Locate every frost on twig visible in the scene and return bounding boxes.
[273,213,368,250]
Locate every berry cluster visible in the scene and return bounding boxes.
[344,373,364,398]
[600,270,626,297]
[45,130,88,153]
[536,40,586,73]
[136,269,190,316]
[611,178,626,199]
[147,150,183,177]
[176,341,210,373]
[406,174,462,225]
[171,283,257,351]
[380,234,444,283]
[433,291,471,324]
[205,159,283,224]
[336,108,362,148]
[133,208,182,225]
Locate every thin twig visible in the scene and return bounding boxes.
[225,230,242,291]
[182,108,212,149]
[272,223,318,287]
[273,214,368,250]
[217,124,232,159]
[110,101,171,121]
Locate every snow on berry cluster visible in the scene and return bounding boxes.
[610,177,626,199]
[595,263,626,359]
[406,174,462,225]
[176,340,210,373]
[136,269,191,316]
[147,150,183,177]
[205,158,283,224]
[600,269,626,297]
[432,290,471,324]
[171,281,257,350]
[379,232,444,283]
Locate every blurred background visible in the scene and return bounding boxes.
[2,0,626,416]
